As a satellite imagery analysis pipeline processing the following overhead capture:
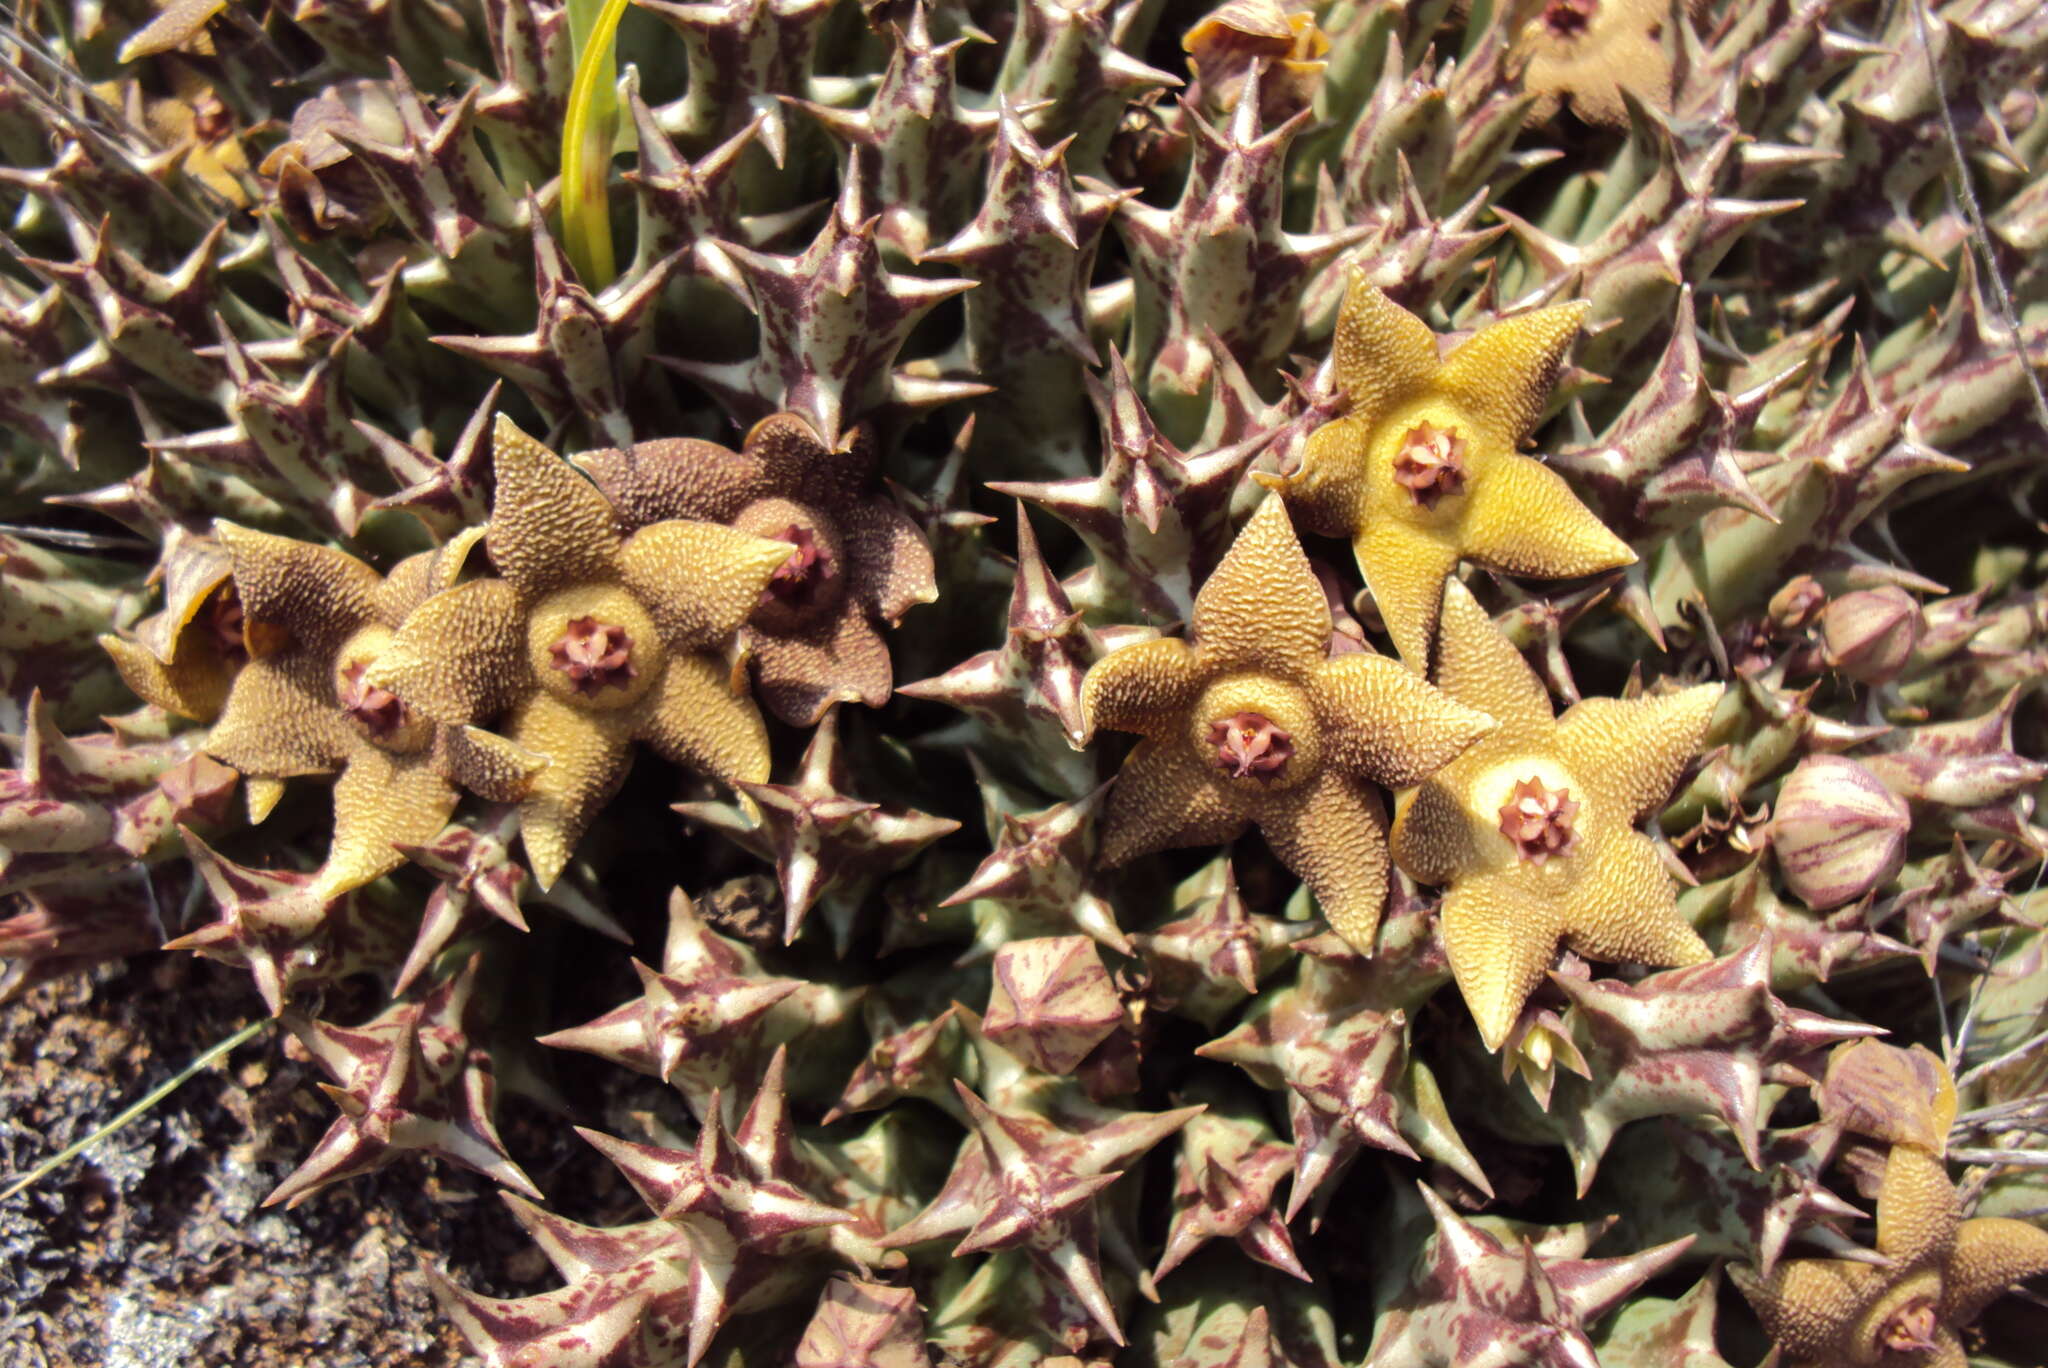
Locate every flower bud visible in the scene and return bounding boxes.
[1820,587,1923,684]
[1766,574,1826,633]
[1770,755,1911,910]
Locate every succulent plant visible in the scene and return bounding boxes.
[4,0,2048,1363]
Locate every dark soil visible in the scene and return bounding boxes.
[0,954,585,1368]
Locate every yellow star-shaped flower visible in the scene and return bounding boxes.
[1512,0,1696,129]
[1080,496,1495,951]
[1734,1089,2048,1368]
[1261,275,1632,670]
[198,523,541,899]
[368,418,795,888]
[1389,579,1720,1049]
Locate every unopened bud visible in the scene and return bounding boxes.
[1820,587,1923,684]
[1767,574,1826,633]
[1770,755,1910,910]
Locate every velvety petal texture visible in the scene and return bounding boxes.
[1084,495,1491,951]
[1390,579,1718,1049]
[1261,274,1631,671]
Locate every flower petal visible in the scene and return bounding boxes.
[1432,578,1558,742]
[843,495,938,626]
[574,437,765,527]
[1556,684,1723,825]
[1081,636,1204,741]
[314,745,459,897]
[1433,300,1588,450]
[1258,413,1373,539]
[749,612,893,727]
[1311,651,1494,788]
[1439,866,1560,1051]
[633,652,772,791]
[487,416,623,599]
[205,655,351,778]
[216,521,380,653]
[1099,738,1251,866]
[1459,453,1635,580]
[101,631,231,722]
[1353,517,1460,673]
[368,578,527,725]
[1390,778,1487,888]
[1190,495,1328,675]
[617,520,797,652]
[439,724,549,803]
[1558,831,1711,971]
[508,690,634,889]
[1259,768,1391,954]
[1329,277,1441,430]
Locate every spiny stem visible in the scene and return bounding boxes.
[0,1017,270,1204]
[562,0,632,290]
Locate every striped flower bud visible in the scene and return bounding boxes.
[1820,588,1923,685]
[1770,756,1911,910]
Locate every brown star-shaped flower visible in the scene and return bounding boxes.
[1080,496,1494,952]
[198,524,541,899]
[1390,579,1721,1050]
[576,412,937,726]
[1513,0,1702,129]
[366,417,795,887]
[1734,1134,2048,1367]
[1260,275,1632,670]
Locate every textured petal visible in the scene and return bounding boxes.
[1261,414,1372,539]
[1259,769,1391,953]
[1098,739,1251,866]
[1945,1216,2048,1323]
[632,652,771,790]
[508,690,634,888]
[1556,684,1723,824]
[315,746,460,897]
[749,611,894,727]
[748,411,866,495]
[438,724,548,803]
[1439,866,1561,1051]
[1390,779,1487,888]
[487,416,623,599]
[368,578,527,725]
[1433,301,1589,450]
[1310,651,1495,788]
[617,520,797,652]
[101,632,231,722]
[1191,495,1328,675]
[1731,1258,1883,1360]
[574,437,765,526]
[216,521,380,653]
[1329,277,1441,431]
[1875,1145,1961,1266]
[843,495,938,626]
[1354,517,1460,674]
[1432,579,1557,743]
[205,655,352,778]
[1081,636,1204,741]
[1459,454,1636,579]
[1560,832,1712,969]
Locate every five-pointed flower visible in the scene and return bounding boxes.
[366,417,796,888]
[1512,0,1697,129]
[1080,495,1494,952]
[1390,579,1720,1050]
[1260,275,1632,670]
[1734,1132,2048,1367]
[197,523,540,899]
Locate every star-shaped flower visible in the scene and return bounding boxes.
[1733,1141,2048,1367]
[1259,277,1632,670]
[1512,0,1698,128]
[365,417,795,887]
[199,523,541,898]
[1080,495,1494,951]
[1390,579,1721,1050]
[577,411,937,726]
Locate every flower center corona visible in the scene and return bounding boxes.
[206,590,248,662]
[764,525,830,606]
[1498,776,1579,864]
[1880,1303,1940,1354]
[549,617,637,696]
[1208,712,1293,780]
[340,659,406,736]
[1393,422,1469,510]
[1542,0,1595,39]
